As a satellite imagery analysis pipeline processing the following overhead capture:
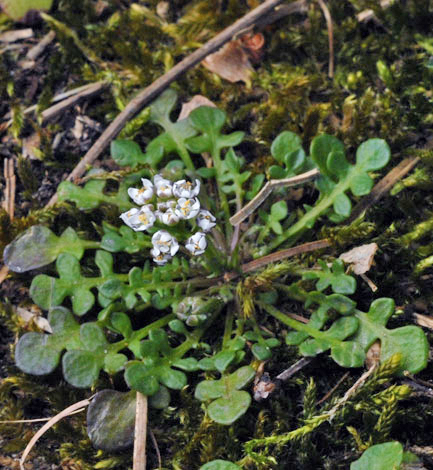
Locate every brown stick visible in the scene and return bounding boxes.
[316,0,334,78]
[241,238,331,273]
[133,392,148,470]
[2,158,16,220]
[346,156,420,223]
[230,168,320,226]
[45,0,288,207]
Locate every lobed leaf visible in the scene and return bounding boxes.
[4,226,87,273]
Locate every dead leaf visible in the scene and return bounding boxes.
[177,95,216,121]
[0,29,33,43]
[339,243,378,275]
[15,306,52,333]
[414,313,433,330]
[239,32,265,62]
[365,340,381,369]
[22,133,41,160]
[202,40,253,83]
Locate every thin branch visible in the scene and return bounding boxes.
[46,0,293,207]
[133,392,148,470]
[316,371,350,405]
[149,428,162,470]
[26,30,56,61]
[2,158,16,219]
[346,156,420,223]
[230,168,320,226]
[241,238,331,273]
[316,0,334,78]
[276,357,312,381]
[2,81,107,126]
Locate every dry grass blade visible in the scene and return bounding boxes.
[133,392,148,470]
[0,408,85,424]
[19,397,92,470]
[316,0,334,78]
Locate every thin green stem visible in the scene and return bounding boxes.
[258,176,352,257]
[258,301,340,346]
[222,306,234,348]
[212,147,231,229]
[173,306,223,358]
[177,143,196,172]
[82,241,101,249]
[111,313,176,353]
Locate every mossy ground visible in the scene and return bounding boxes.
[2,0,433,468]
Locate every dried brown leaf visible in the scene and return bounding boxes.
[202,40,253,84]
[177,95,216,121]
[339,243,378,275]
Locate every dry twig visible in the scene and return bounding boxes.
[241,238,331,274]
[316,0,334,78]
[25,30,56,61]
[230,168,320,226]
[133,392,148,470]
[347,157,420,223]
[2,158,16,219]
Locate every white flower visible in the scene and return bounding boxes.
[175,197,201,220]
[127,178,154,204]
[185,232,207,256]
[154,174,173,198]
[151,248,172,265]
[196,210,216,232]
[151,230,179,256]
[120,207,156,231]
[173,179,200,198]
[156,208,180,226]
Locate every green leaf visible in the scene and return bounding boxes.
[331,341,366,367]
[62,350,102,388]
[1,0,53,20]
[15,307,82,377]
[208,390,251,425]
[356,139,391,171]
[149,385,171,409]
[214,351,236,373]
[353,298,429,374]
[333,193,352,218]
[103,353,127,374]
[271,131,302,163]
[195,366,255,425]
[350,442,403,470]
[303,259,356,295]
[310,134,345,178]
[111,312,132,338]
[4,226,87,273]
[30,253,96,316]
[270,201,288,220]
[15,332,62,375]
[200,460,241,470]
[87,390,136,451]
[111,140,145,167]
[124,363,159,396]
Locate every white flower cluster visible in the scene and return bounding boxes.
[120,175,216,265]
